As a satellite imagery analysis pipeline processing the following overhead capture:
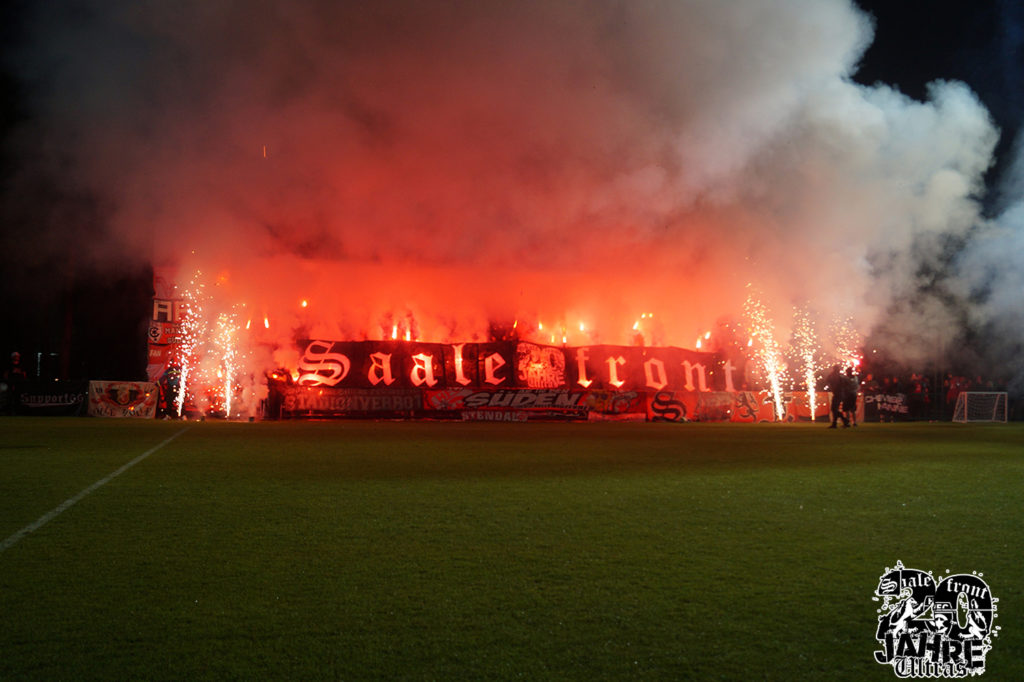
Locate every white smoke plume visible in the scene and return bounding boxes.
[2,0,1006,378]
[956,129,1024,393]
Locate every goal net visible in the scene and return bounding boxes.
[952,392,1008,423]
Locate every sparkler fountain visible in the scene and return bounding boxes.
[829,316,864,370]
[792,307,821,422]
[744,288,788,421]
[173,270,209,418]
[168,269,259,419]
[156,254,863,424]
[213,312,240,417]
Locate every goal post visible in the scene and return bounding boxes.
[952,392,1008,423]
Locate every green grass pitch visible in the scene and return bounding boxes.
[1,418,1022,680]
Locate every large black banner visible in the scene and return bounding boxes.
[294,339,727,393]
[17,381,89,416]
[863,393,912,421]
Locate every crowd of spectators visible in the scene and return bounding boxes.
[859,369,1004,420]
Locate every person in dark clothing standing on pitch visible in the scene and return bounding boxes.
[842,366,860,427]
[826,364,848,428]
[3,351,27,415]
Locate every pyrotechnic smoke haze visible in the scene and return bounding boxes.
[3,0,1020,385]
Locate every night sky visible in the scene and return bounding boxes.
[1,1,1021,387]
[854,1,1022,199]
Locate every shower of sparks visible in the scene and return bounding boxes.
[743,288,787,421]
[213,312,240,417]
[160,262,862,422]
[168,269,262,419]
[792,306,820,421]
[829,315,863,370]
[173,270,209,417]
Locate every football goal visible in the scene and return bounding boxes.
[952,391,1008,423]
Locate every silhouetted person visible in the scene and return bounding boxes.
[3,351,27,415]
[827,364,848,428]
[842,366,860,427]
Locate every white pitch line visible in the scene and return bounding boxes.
[0,426,190,555]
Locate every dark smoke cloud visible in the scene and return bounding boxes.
[2,0,1009,375]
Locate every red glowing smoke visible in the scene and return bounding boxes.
[10,0,1000,373]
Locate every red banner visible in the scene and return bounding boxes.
[645,390,858,423]
[267,384,864,423]
[581,390,648,421]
